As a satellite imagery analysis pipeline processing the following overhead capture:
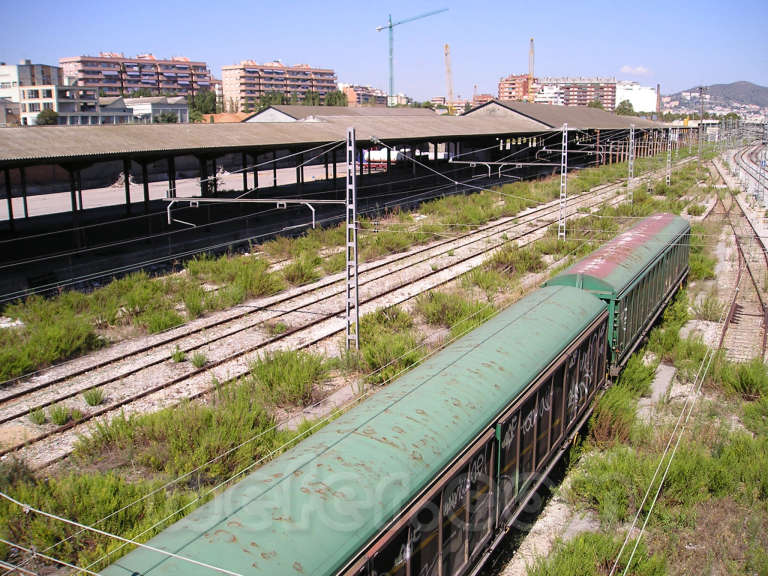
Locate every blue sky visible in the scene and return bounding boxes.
[1,0,766,101]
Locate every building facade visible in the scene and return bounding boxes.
[615,81,657,113]
[340,84,387,106]
[498,73,530,101]
[19,85,135,126]
[535,77,616,110]
[59,53,213,98]
[0,60,62,102]
[0,97,20,126]
[221,60,337,112]
[123,96,189,123]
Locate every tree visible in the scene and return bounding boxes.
[324,90,348,106]
[154,112,178,123]
[587,100,604,110]
[464,102,472,113]
[302,90,321,106]
[256,91,288,111]
[129,87,156,98]
[35,109,59,125]
[615,99,635,116]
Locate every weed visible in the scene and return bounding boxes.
[720,358,768,399]
[462,267,507,300]
[266,321,288,336]
[49,404,70,426]
[83,388,105,406]
[191,352,207,369]
[28,407,46,425]
[589,385,636,447]
[71,408,84,421]
[414,291,495,338]
[321,251,346,275]
[743,397,768,436]
[141,308,184,333]
[359,307,423,384]
[488,245,545,276]
[282,252,321,285]
[171,346,186,363]
[249,350,328,406]
[692,290,724,321]
[527,532,666,576]
[687,203,706,216]
[616,354,656,397]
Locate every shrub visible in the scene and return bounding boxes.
[29,407,46,425]
[321,251,346,275]
[49,404,70,426]
[461,268,507,300]
[414,291,495,338]
[249,350,328,406]
[692,290,724,321]
[171,346,186,363]
[282,252,321,285]
[141,308,184,333]
[191,352,207,369]
[720,358,768,399]
[83,388,105,406]
[359,307,423,384]
[589,385,636,447]
[527,532,666,576]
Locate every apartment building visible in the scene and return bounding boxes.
[498,73,530,101]
[221,60,337,111]
[59,52,213,97]
[340,83,387,106]
[18,84,136,126]
[535,77,616,110]
[615,81,657,113]
[0,60,62,102]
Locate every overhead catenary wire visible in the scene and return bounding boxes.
[0,536,101,576]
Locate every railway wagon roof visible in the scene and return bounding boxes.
[102,286,606,576]
[545,213,690,297]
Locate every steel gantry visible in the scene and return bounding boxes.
[558,123,568,240]
[666,128,672,187]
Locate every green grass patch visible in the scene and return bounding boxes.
[28,407,46,425]
[282,252,321,285]
[743,396,768,436]
[83,388,105,407]
[461,267,507,300]
[249,350,328,406]
[414,290,495,339]
[719,357,768,400]
[49,404,70,426]
[191,351,207,369]
[589,385,637,447]
[526,531,665,576]
[171,346,186,362]
[692,289,724,321]
[359,307,423,385]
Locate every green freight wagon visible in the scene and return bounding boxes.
[101,286,607,576]
[546,213,690,374]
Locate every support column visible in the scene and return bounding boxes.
[123,159,131,214]
[199,157,209,197]
[68,169,77,225]
[211,158,218,195]
[167,156,176,198]
[19,167,28,219]
[333,148,338,196]
[596,130,601,166]
[272,151,277,188]
[76,170,84,212]
[3,168,13,231]
[141,162,150,213]
[241,152,248,192]
[252,151,258,190]
[324,151,329,181]
[296,152,303,193]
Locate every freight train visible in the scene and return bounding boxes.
[103,213,690,576]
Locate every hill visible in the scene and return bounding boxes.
[668,81,768,108]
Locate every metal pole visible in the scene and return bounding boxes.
[123,158,131,215]
[19,167,28,219]
[387,15,394,107]
[558,123,568,240]
[345,127,360,351]
[628,124,635,204]
[3,168,13,231]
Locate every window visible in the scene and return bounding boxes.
[518,394,537,490]
[442,465,469,576]
[28,102,40,112]
[371,528,408,576]
[498,412,519,519]
[43,102,53,110]
[468,442,493,558]
[411,498,440,576]
[43,89,53,99]
[536,379,552,467]
[550,365,565,445]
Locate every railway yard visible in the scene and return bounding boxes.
[1,115,767,576]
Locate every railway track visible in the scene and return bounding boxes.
[712,152,768,362]
[0,161,690,469]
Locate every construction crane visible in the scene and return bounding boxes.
[528,38,535,103]
[376,8,448,107]
[444,43,454,114]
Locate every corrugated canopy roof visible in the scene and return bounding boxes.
[101,285,606,576]
[465,100,663,130]
[256,105,439,120]
[0,115,548,164]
